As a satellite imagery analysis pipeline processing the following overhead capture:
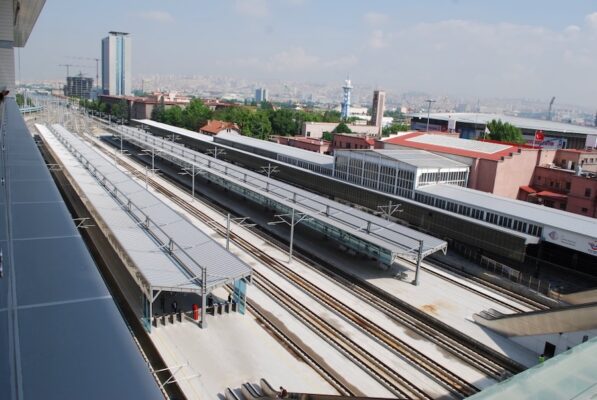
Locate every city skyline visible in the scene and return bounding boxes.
[15,0,597,107]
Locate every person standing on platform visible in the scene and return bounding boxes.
[172,300,178,314]
[538,354,545,363]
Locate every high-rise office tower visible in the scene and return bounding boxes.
[101,31,132,96]
[370,90,386,136]
[255,87,268,102]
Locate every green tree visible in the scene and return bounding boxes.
[181,99,212,131]
[110,100,128,121]
[333,122,352,134]
[164,106,183,126]
[322,110,341,123]
[15,94,33,107]
[382,123,410,136]
[151,97,166,122]
[269,109,299,136]
[322,132,334,141]
[247,110,272,139]
[485,119,524,144]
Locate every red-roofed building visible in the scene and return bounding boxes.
[274,136,332,154]
[382,132,556,198]
[332,134,382,151]
[199,120,241,136]
[518,166,597,218]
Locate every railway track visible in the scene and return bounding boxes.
[243,296,360,397]
[85,130,526,390]
[253,271,431,399]
[426,257,551,311]
[88,139,485,398]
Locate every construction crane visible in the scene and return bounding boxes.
[58,64,92,79]
[67,56,100,88]
[547,96,556,121]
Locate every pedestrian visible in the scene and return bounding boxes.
[172,300,178,314]
[277,386,288,399]
[227,293,232,303]
[538,354,545,363]
[160,295,165,313]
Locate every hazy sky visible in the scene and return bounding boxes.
[18,0,597,107]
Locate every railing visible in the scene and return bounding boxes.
[49,125,207,292]
[113,125,435,256]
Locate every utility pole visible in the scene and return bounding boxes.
[206,148,226,160]
[425,99,436,133]
[269,209,311,263]
[259,163,279,192]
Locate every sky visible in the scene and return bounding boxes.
[18,0,597,107]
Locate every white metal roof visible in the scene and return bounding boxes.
[406,134,512,154]
[132,118,214,143]
[0,100,161,400]
[116,126,448,260]
[417,184,597,238]
[215,132,335,166]
[37,124,203,294]
[46,124,252,292]
[336,149,469,169]
[410,112,597,136]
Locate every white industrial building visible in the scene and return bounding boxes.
[333,149,469,199]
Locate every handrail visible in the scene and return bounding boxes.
[115,125,433,254]
[49,124,208,289]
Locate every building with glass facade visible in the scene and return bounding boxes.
[101,31,131,96]
[333,149,469,198]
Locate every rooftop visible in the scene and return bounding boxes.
[336,149,469,169]
[133,118,214,143]
[469,336,597,400]
[384,132,522,161]
[118,126,448,261]
[1,100,162,399]
[410,112,597,136]
[416,184,597,238]
[284,136,331,145]
[200,119,240,135]
[216,132,335,166]
[50,123,252,291]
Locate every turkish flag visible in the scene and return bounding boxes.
[535,130,544,141]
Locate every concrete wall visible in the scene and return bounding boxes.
[492,151,539,198]
[511,329,597,358]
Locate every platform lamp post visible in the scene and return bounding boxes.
[268,208,312,263]
[425,99,436,133]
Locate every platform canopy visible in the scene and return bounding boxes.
[45,124,252,293]
[116,125,448,265]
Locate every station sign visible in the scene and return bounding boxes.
[542,227,597,256]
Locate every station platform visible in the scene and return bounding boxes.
[98,136,540,398]
[36,123,252,330]
[113,124,448,272]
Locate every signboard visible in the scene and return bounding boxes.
[233,278,247,315]
[543,227,597,256]
[524,135,567,149]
